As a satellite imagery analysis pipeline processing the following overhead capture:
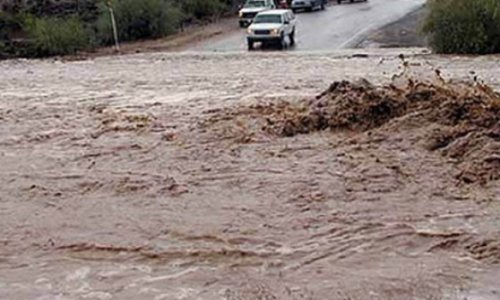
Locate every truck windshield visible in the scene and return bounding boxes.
[244,0,267,8]
[253,14,282,24]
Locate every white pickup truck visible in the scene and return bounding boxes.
[238,0,276,27]
[246,10,297,50]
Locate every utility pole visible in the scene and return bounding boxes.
[106,0,120,52]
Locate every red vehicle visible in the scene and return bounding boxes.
[277,0,292,8]
[278,0,288,8]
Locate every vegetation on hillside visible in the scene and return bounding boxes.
[95,0,182,45]
[423,0,500,54]
[0,0,239,58]
[24,15,92,56]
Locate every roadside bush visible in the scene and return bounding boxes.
[423,0,500,54]
[95,0,182,44]
[0,13,7,40]
[24,15,92,56]
[0,40,6,58]
[179,0,228,20]
[0,12,24,58]
[0,11,19,41]
[1,0,234,58]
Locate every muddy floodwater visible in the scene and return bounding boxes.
[0,49,499,299]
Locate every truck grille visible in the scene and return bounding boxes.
[254,30,271,35]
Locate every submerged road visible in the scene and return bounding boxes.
[189,0,425,51]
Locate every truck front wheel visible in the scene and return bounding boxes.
[278,36,286,50]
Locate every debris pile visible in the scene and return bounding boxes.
[199,72,499,184]
[273,77,499,184]
[279,78,499,136]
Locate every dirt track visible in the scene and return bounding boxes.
[0,49,499,299]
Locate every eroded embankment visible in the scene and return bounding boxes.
[202,71,499,185]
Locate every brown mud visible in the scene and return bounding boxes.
[205,68,499,185]
[0,51,499,299]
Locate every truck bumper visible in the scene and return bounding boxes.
[239,19,253,27]
[247,36,282,44]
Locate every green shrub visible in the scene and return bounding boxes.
[179,0,227,20]
[0,11,19,40]
[96,0,182,44]
[423,0,500,54]
[1,0,233,58]
[0,13,8,40]
[24,15,92,56]
[0,40,6,58]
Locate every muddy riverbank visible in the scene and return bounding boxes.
[358,5,427,49]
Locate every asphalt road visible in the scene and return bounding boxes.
[189,0,425,51]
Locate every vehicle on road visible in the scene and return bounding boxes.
[278,0,291,8]
[239,0,277,27]
[291,0,327,12]
[337,0,367,4]
[247,10,297,50]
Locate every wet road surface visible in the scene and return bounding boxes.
[189,0,426,51]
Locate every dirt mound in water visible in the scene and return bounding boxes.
[280,78,499,135]
[274,78,499,184]
[199,74,499,184]
[427,126,499,184]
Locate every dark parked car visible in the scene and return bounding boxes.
[291,0,328,12]
[337,0,367,4]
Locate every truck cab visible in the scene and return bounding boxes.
[239,0,276,27]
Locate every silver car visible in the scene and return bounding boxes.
[291,0,326,12]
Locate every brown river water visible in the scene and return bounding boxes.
[0,49,499,299]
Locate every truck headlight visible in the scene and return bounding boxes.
[271,28,280,35]
[247,28,253,34]
[239,11,243,17]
